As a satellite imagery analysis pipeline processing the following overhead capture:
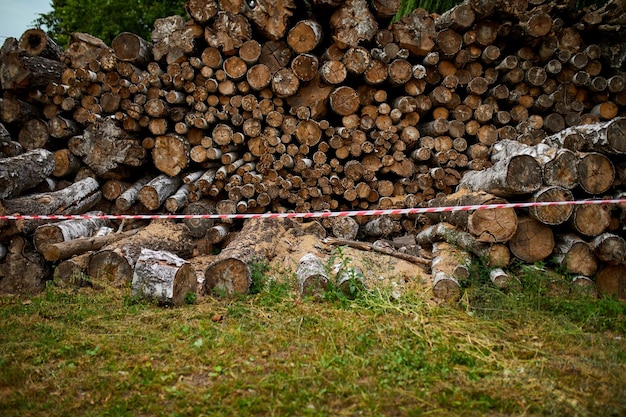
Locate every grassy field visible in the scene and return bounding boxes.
[0,259,625,416]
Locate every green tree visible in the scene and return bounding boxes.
[35,0,186,47]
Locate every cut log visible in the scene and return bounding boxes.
[577,152,615,195]
[331,216,359,240]
[185,0,219,24]
[542,117,626,155]
[138,174,184,211]
[33,212,109,254]
[43,228,140,262]
[595,264,626,301]
[591,233,626,266]
[431,241,471,302]
[112,32,152,66]
[2,177,100,216]
[570,202,612,237]
[508,216,555,263]
[18,28,62,60]
[131,249,197,306]
[52,252,91,287]
[115,175,152,211]
[0,236,50,294]
[204,218,300,295]
[528,186,574,226]
[489,268,518,290]
[152,134,190,177]
[287,20,324,54]
[457,154,543,197]
[87,220,193,286]
[244,0,296,41]
[390,8,436,56]
[297,253,329,297]
[0,149,55,199]
[330,0,378,48]
[416,222,510,268]
[152,15,200,63]
[553,233,598,277]
[0,50,66,89]
[183,199,216,238]
[76,118,146,177]
[426,189,518,243]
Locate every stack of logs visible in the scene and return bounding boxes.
[1,0,626,303]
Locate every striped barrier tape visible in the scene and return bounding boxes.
[1,198,625,221]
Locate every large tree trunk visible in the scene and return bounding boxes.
[203,218,299,295]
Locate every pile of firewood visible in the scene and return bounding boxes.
[1,0,626,302]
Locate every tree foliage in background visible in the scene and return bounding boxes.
[393,0,606,21]
[35,0,186,46]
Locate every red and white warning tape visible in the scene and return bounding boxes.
[1,198,625,221]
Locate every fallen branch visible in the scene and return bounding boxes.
[324,237,431,268]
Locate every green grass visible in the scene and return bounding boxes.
[0,260,625,416]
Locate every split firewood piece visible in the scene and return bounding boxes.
[206,11,252,55]
[131,248,198,306]
[72,117,146,177]
[528,186,574,226]
[152,134,190,177]
[595,264,626,300]
[297,253,329,297]
[457,154,543,197]
[244,0,295,41]
[88,220,193,286]
[18,28,63,60]
[0,236,50,294]
[204,218,297,295]
[591,232,626,266]
[138,174,183,211]
[569,202,612,237]
[426,189,518,243]
[543,117,626,155]
[185,0,219,24]
[286,74,333,119]
[553,233,598,277]
[0,148,55,199]
[390,7,436,56]
[0,49,66,89]
[61,32,111,69]
[152,15,201,63]
[508,216,555,264]
[415,222,510,268]
[115,175,152,211]
[33,212,109,254]
[111,32,152,67]
[330,0,378,48]
[431,241,472,302]
[44,227,141,262]
[577,152,615,195]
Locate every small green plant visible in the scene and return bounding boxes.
[184,291,197,305]
[248,257,271,295]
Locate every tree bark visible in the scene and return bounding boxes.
[0,149,55,199]
[43,228,140,262]
[33,212,109,254]
[431,241,471,302]
[591,232,626,266]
